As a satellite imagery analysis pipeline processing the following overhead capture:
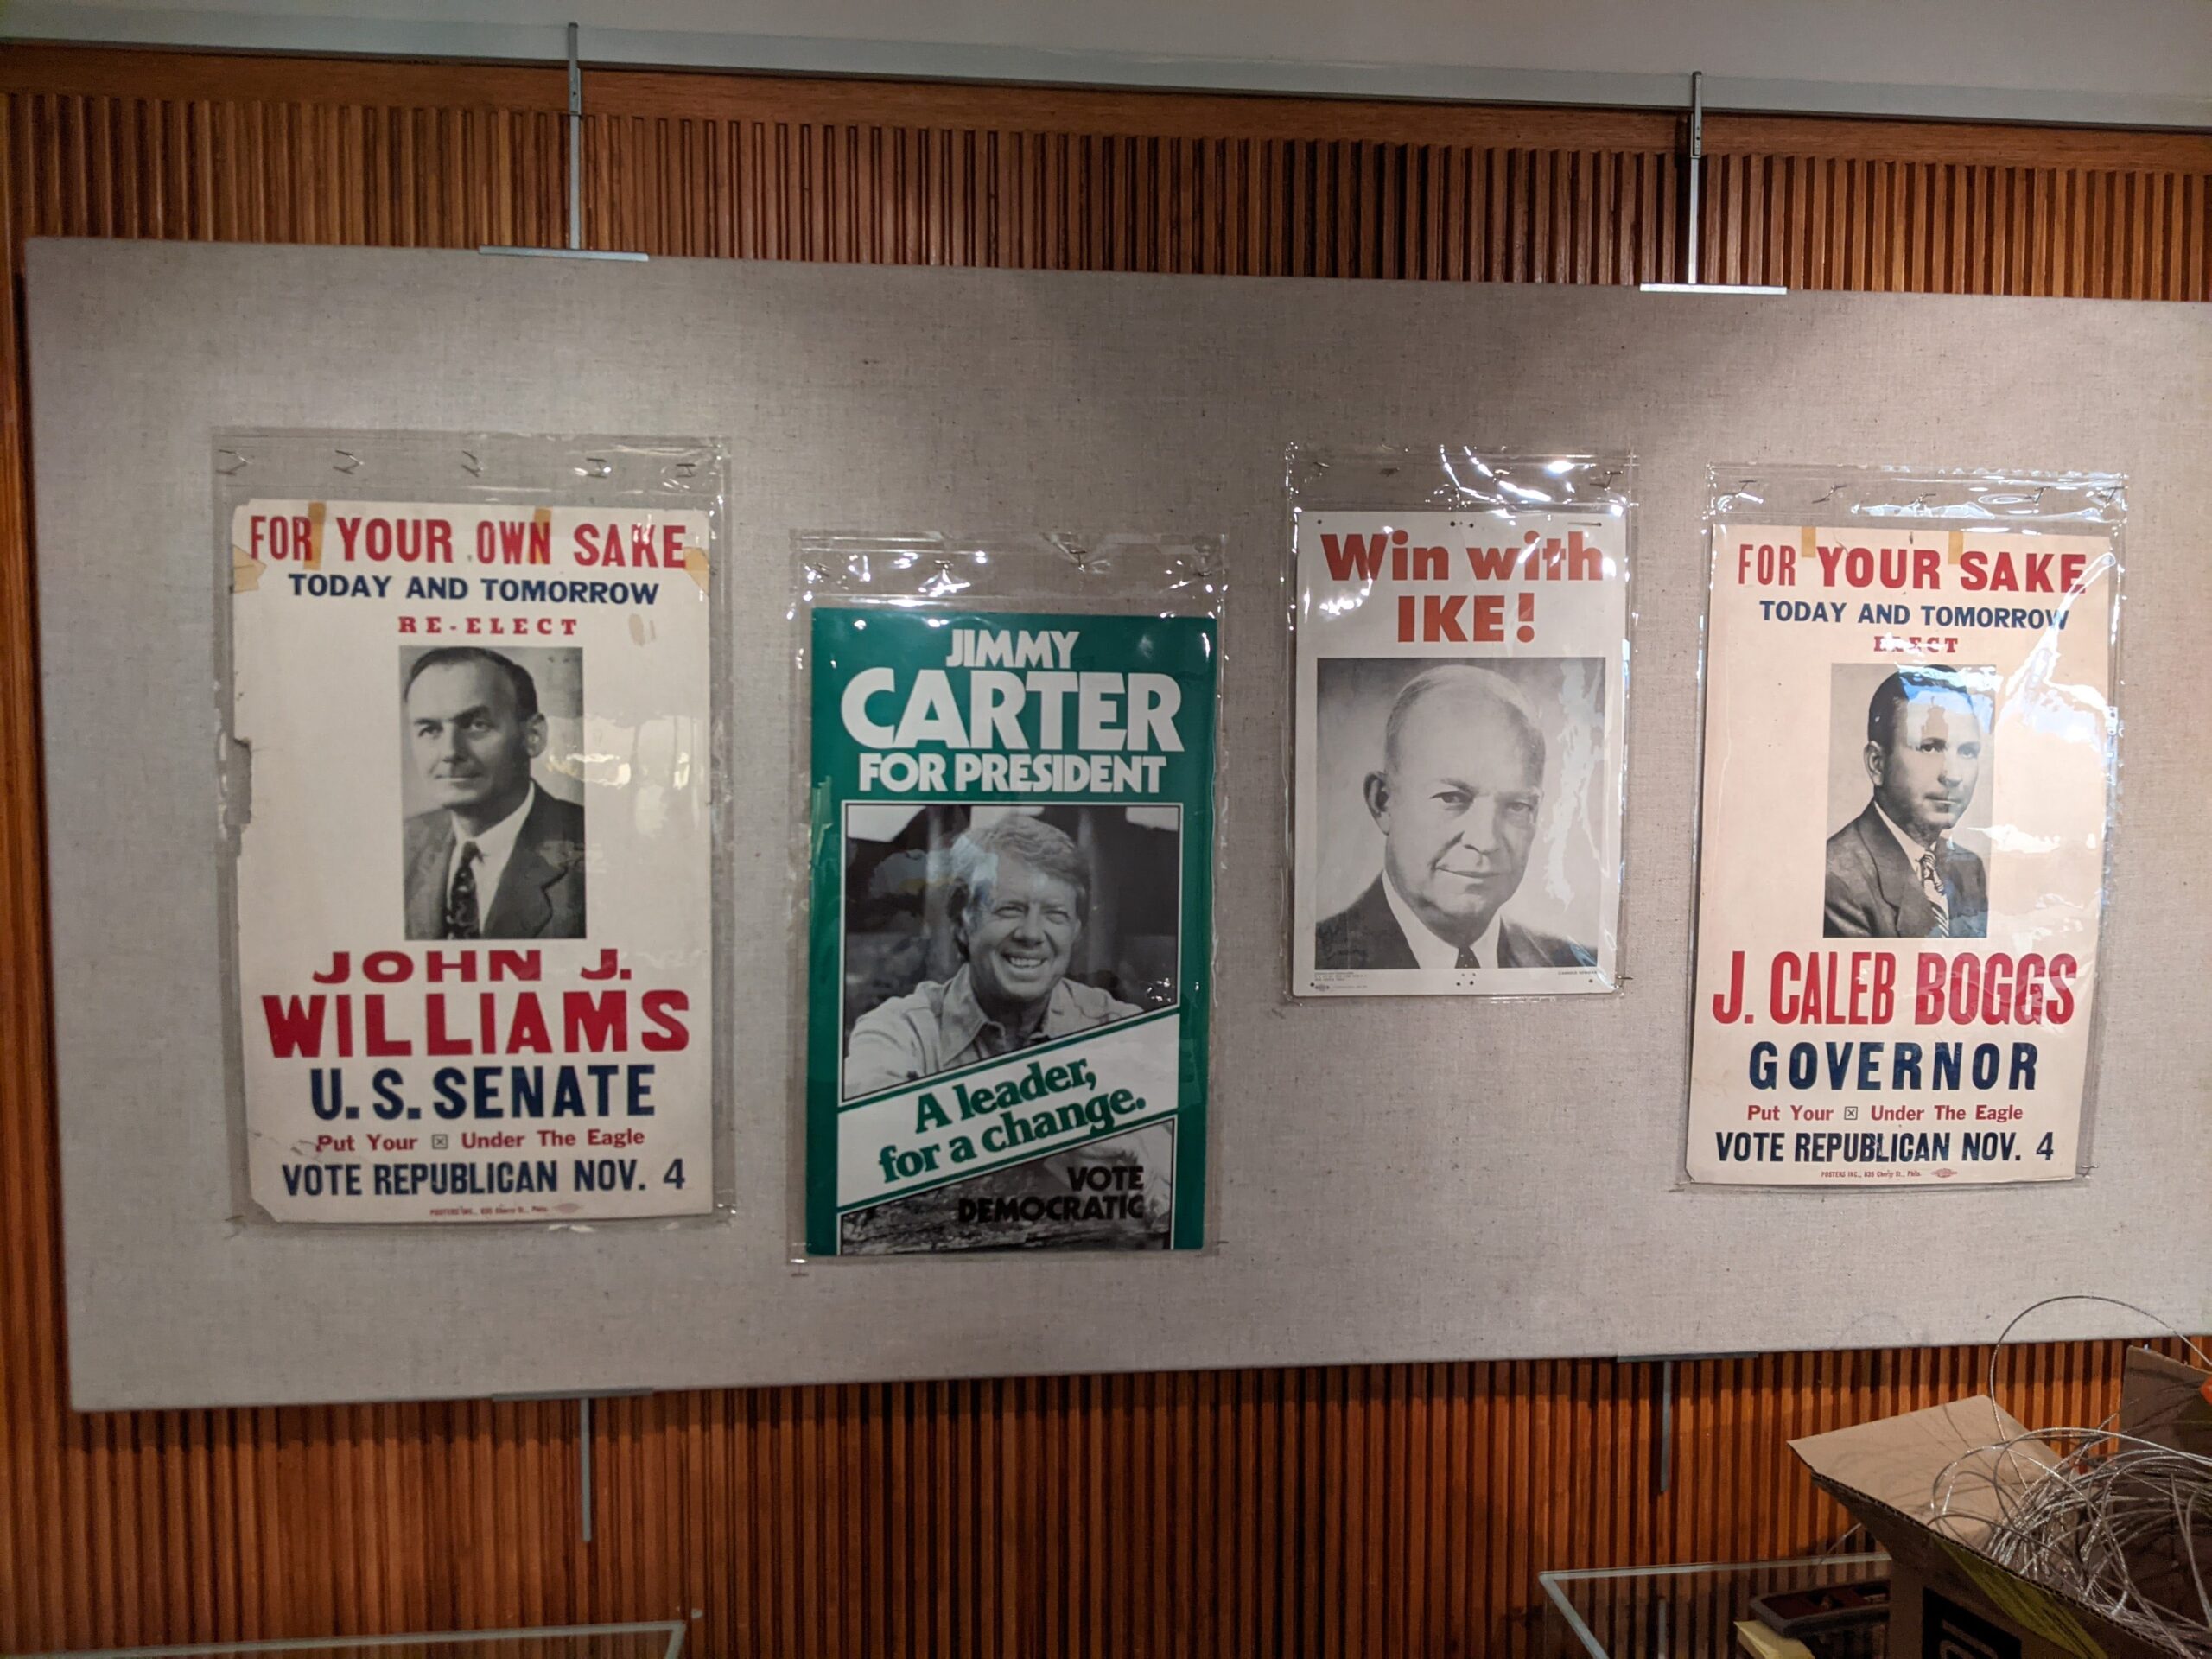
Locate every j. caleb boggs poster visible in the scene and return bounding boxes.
[1687,518,2117,1185]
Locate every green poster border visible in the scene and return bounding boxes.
[803,606,1218,1256]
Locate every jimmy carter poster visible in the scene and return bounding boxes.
[1686,523,2118,1185]
[1293,510,1629,996]
[231,498,714,1221]
[806,608,1217,1255]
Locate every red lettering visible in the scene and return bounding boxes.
[1916,952,1947,1024]
[364,995,412,1057]
[2047,956,2078,1024]
[1855,952,1897,1024]
[1465,543,1517,579]
[1422,594,1467,641]
[1320,532,1388,582]
[1737,541,1797,587]
[641,989,691,1052]
[261,995,327,1059]
[424,994,472,1056]
[506,994,552,1054]
[1770,953,1802,1023]
[564,991,627,1052]
[1814,543,1936,589]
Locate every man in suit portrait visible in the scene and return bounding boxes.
[1824,666,1989,939]
[1315,663,1592,972]
[401,646,587,941]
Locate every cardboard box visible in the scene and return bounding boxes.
[1789,1350,2212,1659]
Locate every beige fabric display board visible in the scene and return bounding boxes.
[27,239,2212,1409]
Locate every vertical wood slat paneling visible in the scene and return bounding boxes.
[583,115,1692,285]
[2,44,2209,1658]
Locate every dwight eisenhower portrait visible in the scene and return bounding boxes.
[401,645,587,941]
[1315,662,1593,972]
[1824,665,1990,939]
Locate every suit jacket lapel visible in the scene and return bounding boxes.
[1855,804,1929,936]
[1939,840,1983,927]
[406,816,455,938]
[482,793,563,938]
[1352,876,1420,970]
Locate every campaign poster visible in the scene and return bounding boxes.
[1686,523,2119,1185]
[1292,510,1629,996]
[805,607,1217,1255]
[231,498,714,1221]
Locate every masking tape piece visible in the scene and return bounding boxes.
[549,752,632,788]
[305,501,325,570]
[231,546,262,593]
[683,543,710,592]
[1799,525,1816,564]
[1948,529,1965,565]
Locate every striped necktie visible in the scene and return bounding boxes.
[1916,849,1951,939]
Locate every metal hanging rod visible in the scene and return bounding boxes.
[1641,70,1786,295]
[1688,69,1703,284]
[480,21,649,261]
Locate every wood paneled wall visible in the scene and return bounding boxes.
[2,43,2207,1657]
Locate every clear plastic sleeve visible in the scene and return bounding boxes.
[789,532,1225,1260]
[1682,464,2126,1187]
[215,430,730,1227]
[1284,446,1636,998]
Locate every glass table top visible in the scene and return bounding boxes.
[1541,1553,1890,1658]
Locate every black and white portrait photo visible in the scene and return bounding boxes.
[1309,658,1607,977]
[398,644,587,942]
[837,802,1180,1252]
[1823,663,1995,939]
[842,804,1178,1094]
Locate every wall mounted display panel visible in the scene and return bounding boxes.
[27,239,2212,1408]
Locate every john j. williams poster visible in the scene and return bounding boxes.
[232,498,714,1221]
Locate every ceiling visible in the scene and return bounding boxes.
[11,0,2212,127]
